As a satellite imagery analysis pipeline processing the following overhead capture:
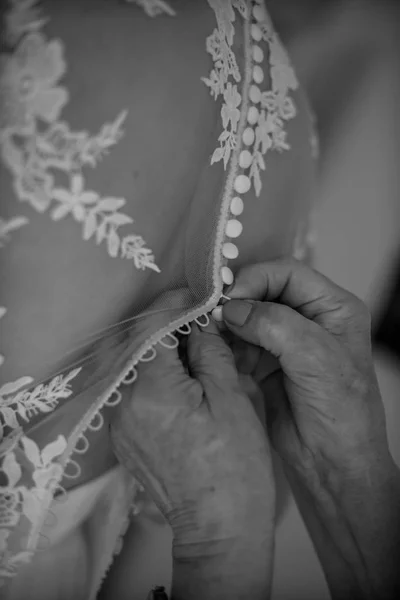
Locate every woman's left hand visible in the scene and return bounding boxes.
[110,321,274,548]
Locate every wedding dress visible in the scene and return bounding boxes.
[0,1,318,597]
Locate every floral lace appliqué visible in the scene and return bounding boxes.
[202,0,243,169]
[0,3,160,273]
[0,0,172,588]
[0,432,67,585]
[0,360,80,586]
[0,270,81,586]
[204,0,299,197]
[0,368,82,441]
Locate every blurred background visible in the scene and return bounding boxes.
[269,1,400,597]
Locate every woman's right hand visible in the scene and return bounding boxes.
[222,259,394,485]
[110,321,275,600]
[110,321,274,548]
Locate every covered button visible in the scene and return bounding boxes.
[221,266,234,285]
[249,85,261,104]
[253,4,267,22]
[230,196,244,216]
[251,24,262,42]
[234,175,251,194]
[252,45,264,63]
[239,150,252,169]
[222,242,239,260]
[247,106,259,125]
[226,219,243,238]
[252,65,264,84]
[211,306,224,322]
[242,127,255,146]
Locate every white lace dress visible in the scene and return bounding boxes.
[0,1,318,598]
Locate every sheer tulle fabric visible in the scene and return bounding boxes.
[0,0,316,596]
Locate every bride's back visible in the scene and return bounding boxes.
[1,0,316,490]
[1,0,315,387]
[0,2,318,596]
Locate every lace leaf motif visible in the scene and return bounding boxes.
[0,18,160,272]
[0,325,76,585]
[0,368,82,440]
[0,305,81,516]
[0,432,67,584]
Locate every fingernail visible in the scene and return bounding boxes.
[201,320,220,335]
[223,300,254,327]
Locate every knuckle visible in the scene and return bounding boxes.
[343,294,371,328]
[195,331,234,364]
[341,355,372,399]
[255,301,279,322]
[348,371,371,399]
[209,338,235,366]
[252,304,280,339]
[299,328,330,366]
[344,291,366,313]
[255,307,274,333]
[254,303,307,352]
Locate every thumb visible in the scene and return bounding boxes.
[222,299,321,367]
[187,321,238,386]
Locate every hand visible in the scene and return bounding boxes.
[110,321,274,547]
[222,258,392,486]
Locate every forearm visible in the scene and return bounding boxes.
[286,454,400,600]
[171,529,273,600]
[169,493,275,600]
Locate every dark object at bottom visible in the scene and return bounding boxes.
[373,255,400,360]
[146,586,169,600]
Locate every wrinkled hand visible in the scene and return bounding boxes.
[222,259,391,484]
[110,322,273,545]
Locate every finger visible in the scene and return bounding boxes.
[238,373,267,427]
[227,258,356,325]
[259,370,292,446]
[187,322,239,387]
[133,340,188,405]
[253,350,280,384]
[231,338,262,375]
[222,299,332,374]
[139,340,184,375]
[187,324,268,427]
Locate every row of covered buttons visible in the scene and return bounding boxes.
[212,1,267,322]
